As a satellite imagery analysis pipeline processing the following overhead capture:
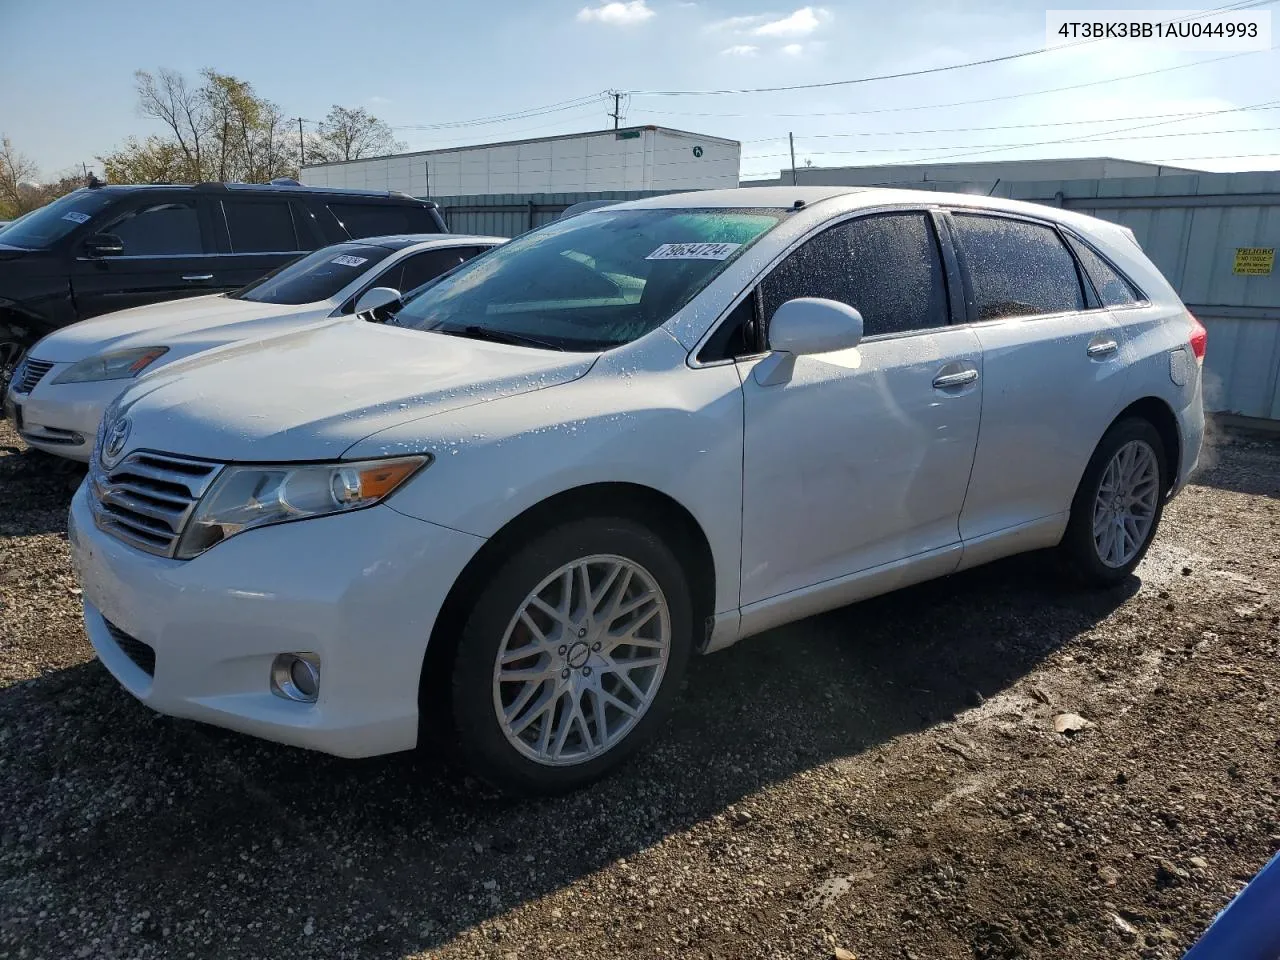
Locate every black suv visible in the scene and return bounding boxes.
[0,181,446,395]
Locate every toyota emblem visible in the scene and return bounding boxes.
[103,416,132,465]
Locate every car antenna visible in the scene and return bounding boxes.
[792,199,806,210]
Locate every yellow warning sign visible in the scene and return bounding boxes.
[1233,247,1275,276]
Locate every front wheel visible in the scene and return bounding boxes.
[0,332,28,405]
[1060,417,1168,586]
[449,517,693,794]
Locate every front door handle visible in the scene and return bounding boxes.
[182,273,214,282]
[1087,339,1119,359]
[932,368,979,389]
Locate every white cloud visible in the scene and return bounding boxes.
[577,1,655,25]
[781,42,805,54]
[707,13,768,31]
[753,6,827,37]
[368,95,391,105]
[721,44,760,56]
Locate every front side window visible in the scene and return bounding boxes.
[222,199,300,253]
[952,214,1084,321]
[392,208,782,351]
[229,243,394,305]
[394,247,487,294]
[105,200,204,256]
[760,212,950,338]
[1065,234,1145,307]
[0,191,117,250]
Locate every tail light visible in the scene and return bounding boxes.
[1188,313,1207,364]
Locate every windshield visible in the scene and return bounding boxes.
[392,208,782,351]
[0,190,116,250]
[229,243,395,305]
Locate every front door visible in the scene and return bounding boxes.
[739,211,983,609]
[68,195,216,319]
[946,212,1129,542]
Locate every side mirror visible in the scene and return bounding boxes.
[754,298,864,386]
[82,233,124,258]
[353,286,402,319]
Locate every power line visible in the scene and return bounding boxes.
[388,94,610,132]
[627,0,1275,97]
[630,51,1260,120]
[740,106,1280,143]
[743,124,1280,162]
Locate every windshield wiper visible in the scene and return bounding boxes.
[436,324,566,352]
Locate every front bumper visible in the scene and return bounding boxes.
[6,362,111,461]
[69,481,485,757]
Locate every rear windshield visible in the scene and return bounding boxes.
[0,190,117,250]
[392,208,782,351]
[229,243,394,305]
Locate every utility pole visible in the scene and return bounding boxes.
[608,91,623,130]
[297,118,306,167]
[789,132,798,185]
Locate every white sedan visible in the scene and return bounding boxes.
[69,187,1204,793]
[4,234,502,460]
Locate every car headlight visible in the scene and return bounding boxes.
[53,346,169,384]
[175,456,429,559]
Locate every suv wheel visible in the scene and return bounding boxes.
[1061,417,1168,586]
[0,334,25,403]
[448,517,692,794]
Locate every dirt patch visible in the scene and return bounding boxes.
[1,419,1277,959]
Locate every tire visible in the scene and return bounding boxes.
[0,331,28,406]
[1060,416,1168,587]
[448,516,693,794]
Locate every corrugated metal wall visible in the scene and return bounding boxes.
[432,190,673,238]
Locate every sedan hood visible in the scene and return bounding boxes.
[116,322,597,462]
[33,295,320,363]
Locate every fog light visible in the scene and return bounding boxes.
[271,653,321,703]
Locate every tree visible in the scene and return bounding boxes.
[98,68,300,184]
[0,136,85,218]
[306,106,404,165]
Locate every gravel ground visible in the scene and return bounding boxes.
[1,418,1277,960]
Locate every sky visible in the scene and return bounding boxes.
[2,0,1278,181]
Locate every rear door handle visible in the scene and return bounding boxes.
[1087,339,1119,359]
[182,274,214,282]
[932,368,979,389]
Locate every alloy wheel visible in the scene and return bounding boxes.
[1092,439,1160,568]
[492,554,671,766]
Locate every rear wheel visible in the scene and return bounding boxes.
[449,517,692,794]
[1061,417,1168,586]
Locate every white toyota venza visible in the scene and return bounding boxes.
[70,187,1206,793]
[5,235,501,460]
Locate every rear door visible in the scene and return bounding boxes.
[211,195,318,292]
[948,211,1128,542]
[68,194,216,319]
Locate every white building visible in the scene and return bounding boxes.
[301,126,741,199]
[744,157,1202,188]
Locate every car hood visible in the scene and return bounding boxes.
[32,295,323,363]
[114,322,598,462]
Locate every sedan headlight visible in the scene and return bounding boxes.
[175,456,429,559]
[53,346,169,384]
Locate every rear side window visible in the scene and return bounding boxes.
[1065,234,1145,307]
[760,212,950,338]
[328,203,440,239]
[222,199,301,253]
[106,200,204,256]
[952,214,1084,321]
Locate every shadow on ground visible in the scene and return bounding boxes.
[0,551,1138,958]
[0,445,85,536]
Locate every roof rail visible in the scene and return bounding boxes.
[193,181,230,191]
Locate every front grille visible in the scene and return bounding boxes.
[89,450,222,557]
[104,620,156,676]
[13,358,54,394]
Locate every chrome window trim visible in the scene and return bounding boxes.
[687,202,950,369]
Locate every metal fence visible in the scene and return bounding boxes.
[431,191,673,238]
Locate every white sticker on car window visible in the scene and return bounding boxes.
[646,242,741,261]
[331,255,368,267]
[61,211,91,224]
